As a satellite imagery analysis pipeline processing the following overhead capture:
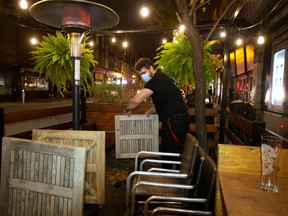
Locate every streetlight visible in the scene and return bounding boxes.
[29,0,119,130]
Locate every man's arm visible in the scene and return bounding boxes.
[124,88,153,112]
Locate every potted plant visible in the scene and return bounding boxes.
[30,31,97,97]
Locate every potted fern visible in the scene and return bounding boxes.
[154,32,220,90]
[30,31,97,97]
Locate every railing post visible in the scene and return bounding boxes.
[252,121,265,146]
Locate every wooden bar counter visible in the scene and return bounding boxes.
[216,144,288,216]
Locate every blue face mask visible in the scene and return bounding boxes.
[141,73,152,82]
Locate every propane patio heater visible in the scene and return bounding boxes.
[29,0,119,130]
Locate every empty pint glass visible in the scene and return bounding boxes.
[261,135,282,193]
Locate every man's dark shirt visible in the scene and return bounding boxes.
[144,71,187,121]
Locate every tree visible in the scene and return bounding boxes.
[30,31,97,96]
[173,0,235,153]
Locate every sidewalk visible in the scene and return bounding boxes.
[0,98,73,113]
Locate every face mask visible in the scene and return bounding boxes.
[141,73,152,82]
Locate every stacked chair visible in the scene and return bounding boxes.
[125,133,217,215]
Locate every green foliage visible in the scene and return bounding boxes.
[91,83,131,104]
[154,33,221,88]
[30,31,97,96]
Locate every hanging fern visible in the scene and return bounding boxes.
[154,33,221,88]
[30,31,97,96]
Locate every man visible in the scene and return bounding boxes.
[123,58,190,155]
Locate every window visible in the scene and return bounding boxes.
[271,49,285,106]
[24,76,49,91]
[0,71,12,95]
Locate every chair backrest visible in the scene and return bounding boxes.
[179,133,199,179]
[191,154,217,211]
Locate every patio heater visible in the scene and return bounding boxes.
[29,0,119,130]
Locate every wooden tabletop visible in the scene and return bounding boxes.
[219,171,288,216]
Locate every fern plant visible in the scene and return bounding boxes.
[154,33,221,88]
[30,31,97,96]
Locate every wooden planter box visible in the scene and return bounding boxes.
[32,129,105,205]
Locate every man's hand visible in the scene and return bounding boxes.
[123,108,132,116]
[145,106,156,117]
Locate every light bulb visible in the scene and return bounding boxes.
[140,7,149,17]
[20,0,28,9]
[257,35,265,45]
[220,31,226,38]
[162,39,167,44]
[179,25,185,33]
[236,38,243,46]
[111,37,116,43]
[122,41,128,48]
[31,38,37,45]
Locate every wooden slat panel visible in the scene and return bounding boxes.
[86,112,120,120]
[224,127,245,146]
[0,137,86,216]
[188,108,219,116]
[226,110,254,138]
[86,103,151,113]
[32,129,105,205]
[115,114,159,159]
[189,123,218,133]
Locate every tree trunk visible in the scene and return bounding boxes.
[176,0,208,153]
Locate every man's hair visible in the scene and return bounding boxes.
[134,58,154,71]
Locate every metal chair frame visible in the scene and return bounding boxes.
[142,154,217,216]
[126,133,203,215]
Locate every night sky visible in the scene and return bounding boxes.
[94,0,174,61]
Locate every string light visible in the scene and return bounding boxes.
[30,37,38,45]
[220,31,226,38]
[111,37,116,43]
[179,24,185,33]
[236,37,243,46]
[257,35,265,45]
[122,40,128,48]
[257,21,265,45]
[140,6,149,17]
[19,0,28,9]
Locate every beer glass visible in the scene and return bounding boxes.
[261,135,282,193]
